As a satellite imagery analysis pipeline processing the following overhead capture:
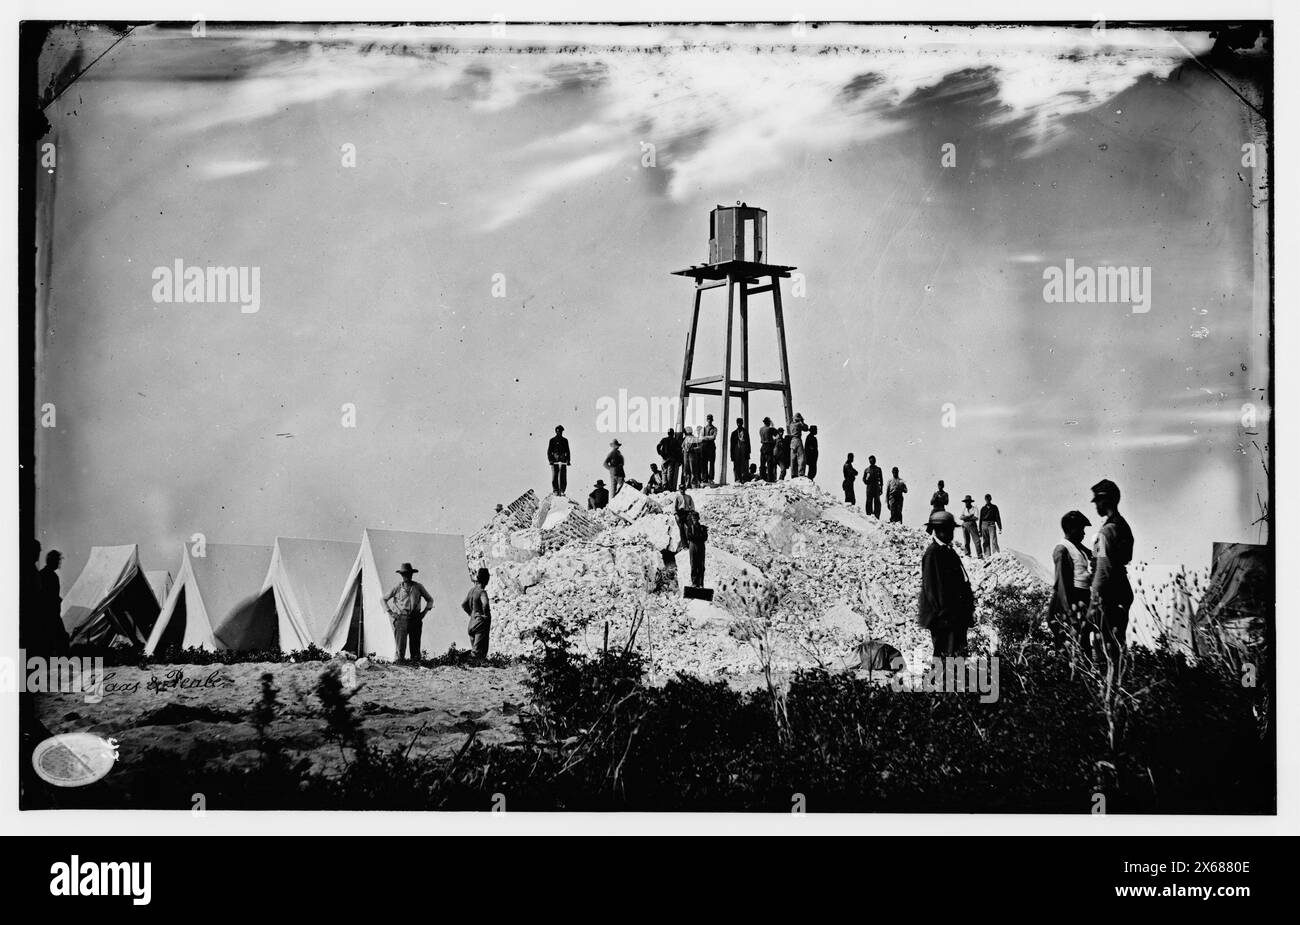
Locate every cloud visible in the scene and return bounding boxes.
[94,24,1214,229]
[197,159,273,180]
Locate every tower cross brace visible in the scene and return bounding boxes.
[672,259,797,485]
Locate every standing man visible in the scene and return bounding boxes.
[461,567,493,659]
[930,480,949,512]
[886,467,908,523]
[804,425,820,481]
[776,428,790,480]
[979,493,1003,556]
[686,511,709,588]
[547,425,570,496]
[917,511,975,658]
[38,549,67,656]
[842,453,858,504]
[1050,511,1095,652]
[959,495,981,558]
[863,456,884,518]
[684,426,702,488]
[730,417,751,484]
[384,562,433,662]
[1087,479,1135,663]
[674,485,696,550]
[701,414,718,484]
[657,429,681,492]
[758,417,775,481]
[788,413,809,478]
[588,479,610,510]
[603,439,626,496]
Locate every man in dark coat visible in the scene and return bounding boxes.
[588,480,610,510]
[657,429,681,492]
[930,480,949,512]
[979,493,1003,556]
[758,417,775,481]
[863,456,883,518]
[37,549,68,656]
[804,425,820,481]
[842,453,858,504]
[546,425,570,496]
[917,511,975,658]
[776,428,790,480]
[700,414,718,483]
[461,567,492,658]
[730,417,750,484]
[685,512,708,588]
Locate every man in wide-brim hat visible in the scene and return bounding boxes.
[958,494,980,558]
[604,439,626,496]
[588,478,610,510]
[383,562,433,662]
[917,510,975,658]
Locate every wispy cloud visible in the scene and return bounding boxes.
[96,24,1213,230]
[197,159,273,180]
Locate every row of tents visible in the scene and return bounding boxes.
[58,529,469,661]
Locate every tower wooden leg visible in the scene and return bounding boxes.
[678,287,703,436]
[740,283,750,435]
[771,274,795,425]
[719,275,735,486]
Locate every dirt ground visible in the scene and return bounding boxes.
[33,660,531,792]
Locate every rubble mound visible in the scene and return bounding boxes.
[467,479,1047,679]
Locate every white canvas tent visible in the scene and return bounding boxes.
[144,544,275,655]
[261,537,360,652]
[61,544,160,648]
[145,570,173,607]
[322,528,469,661]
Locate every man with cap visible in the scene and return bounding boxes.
[804,425,820,481]
[701,414,718,484]
[863,455,883,518]
[603,439,626,496]
[930,480,949,513]
[588,480,610,510]
[787,413,809,478]
[758,417,775,481]
[674,484,696,550]
[730,417,751,484]
[546,425,570,496]
[462,567,493,658]
[917,510,975,658]
[958,495,981,558]
[383,562,434,661]
[1087,479,1135,661]
[1051,510,1095,651]
[842,453,858,504]
[979,493,1002,556]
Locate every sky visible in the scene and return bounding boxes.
[35,22,1272,585]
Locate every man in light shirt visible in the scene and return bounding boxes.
[383,562,433,662]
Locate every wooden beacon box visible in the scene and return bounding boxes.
[708,204,767,265]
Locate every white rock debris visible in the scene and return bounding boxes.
[466,478,1047,679]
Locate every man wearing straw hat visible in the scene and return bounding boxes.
[384,562,433,662]
[604,439,626,496]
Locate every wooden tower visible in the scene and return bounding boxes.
[672,204,797,485]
